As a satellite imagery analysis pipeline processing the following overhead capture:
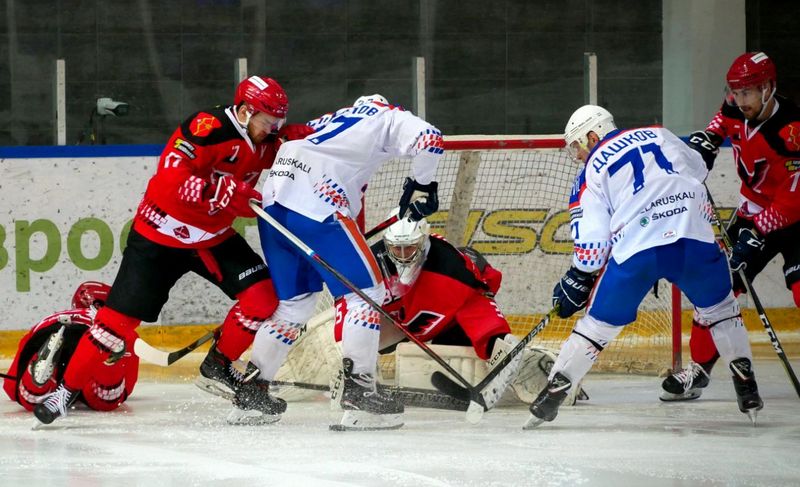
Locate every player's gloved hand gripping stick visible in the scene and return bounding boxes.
[249,200,489,422]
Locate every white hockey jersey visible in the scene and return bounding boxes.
[570,126,716,272]
[262,101,444,222]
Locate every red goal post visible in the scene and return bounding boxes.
[328,135,683,375]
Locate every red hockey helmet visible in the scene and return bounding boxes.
[726,52,776,90]
[234,76,288,118]
[72,281,111,309]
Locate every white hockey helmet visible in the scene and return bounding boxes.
[564,105,616,161]
[383,208,430,286]
[353,94,388,107]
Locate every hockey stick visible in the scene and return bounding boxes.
[705,187,800,398]
[430,307,557,403]
[250,200,487,421]
[0,371,15,380]
[270,379,469,411]
[364,214,399,240]
[133,327,219,367]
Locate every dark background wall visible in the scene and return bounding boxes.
[0,0,794,146]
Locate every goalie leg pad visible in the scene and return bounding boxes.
[480,334,523,410]
[551,315,623,385]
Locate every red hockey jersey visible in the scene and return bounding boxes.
[134,106,280,248]
[374,235,508,359]
[706,95,800,234]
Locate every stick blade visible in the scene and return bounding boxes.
[133,338,170,367]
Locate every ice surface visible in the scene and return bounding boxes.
[2,359,798,487]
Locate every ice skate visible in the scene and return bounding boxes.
[195,344,246,400]
[729,358,763,426]
[32,383,78,428]
[523,372,571,430]
[660,362,711,401]
[30,326,66,387]
[331,358,404,431]
[227,376,287,425]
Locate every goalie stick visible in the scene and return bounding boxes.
[705,187,800,398]
[270,380,469,411]
[133,327,219,367]
[250,200,487,422]
[431,307,557,404]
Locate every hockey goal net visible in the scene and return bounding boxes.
[312,135,680,376]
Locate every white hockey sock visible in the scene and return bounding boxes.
[250,293,318,381]
[341,284,385,376]
[550,315,624,384]
[696,291,753,365]
[709,318,752,365]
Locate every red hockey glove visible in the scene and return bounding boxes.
[208,175,262,218]
[278,123,315,142]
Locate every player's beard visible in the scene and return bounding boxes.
[249,127,268,144]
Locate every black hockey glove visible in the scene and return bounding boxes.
[686,130,722,171]
[398,177,439,221]
[552,266,597,318]
[728,227,765,272]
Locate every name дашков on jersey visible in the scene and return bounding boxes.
[591,129,659,172]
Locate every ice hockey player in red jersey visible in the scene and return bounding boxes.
[4,282,138,413]
[335,210,523,410]
[33,76,313,426]
[662,52,800,401]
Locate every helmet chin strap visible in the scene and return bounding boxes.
[236,106,253,129]
[755,84,776,120]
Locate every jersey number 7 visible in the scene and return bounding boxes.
[608,143,676,194]
[309,116,361,145]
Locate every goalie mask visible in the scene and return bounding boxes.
[382,211,430,296]
[564,105,616,162]
[71,281,111,310]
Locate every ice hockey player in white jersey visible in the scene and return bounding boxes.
[524,105,763,429]
[235,95,443,429]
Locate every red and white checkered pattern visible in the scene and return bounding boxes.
[178,175,206,203]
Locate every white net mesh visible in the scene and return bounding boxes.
[311,136,677,376]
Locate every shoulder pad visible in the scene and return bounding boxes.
[180,107,239,146]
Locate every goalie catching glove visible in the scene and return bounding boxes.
[398,177,439,221]
[686,130,722,170]
[208,174,262,218]
[552,266,597,318]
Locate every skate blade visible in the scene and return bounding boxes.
[330,410,403,431]
[195,377,234,400]
[746,409,758,427]
[659,389,702,402]
[522,414,545,430]
[226,407,281,426]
